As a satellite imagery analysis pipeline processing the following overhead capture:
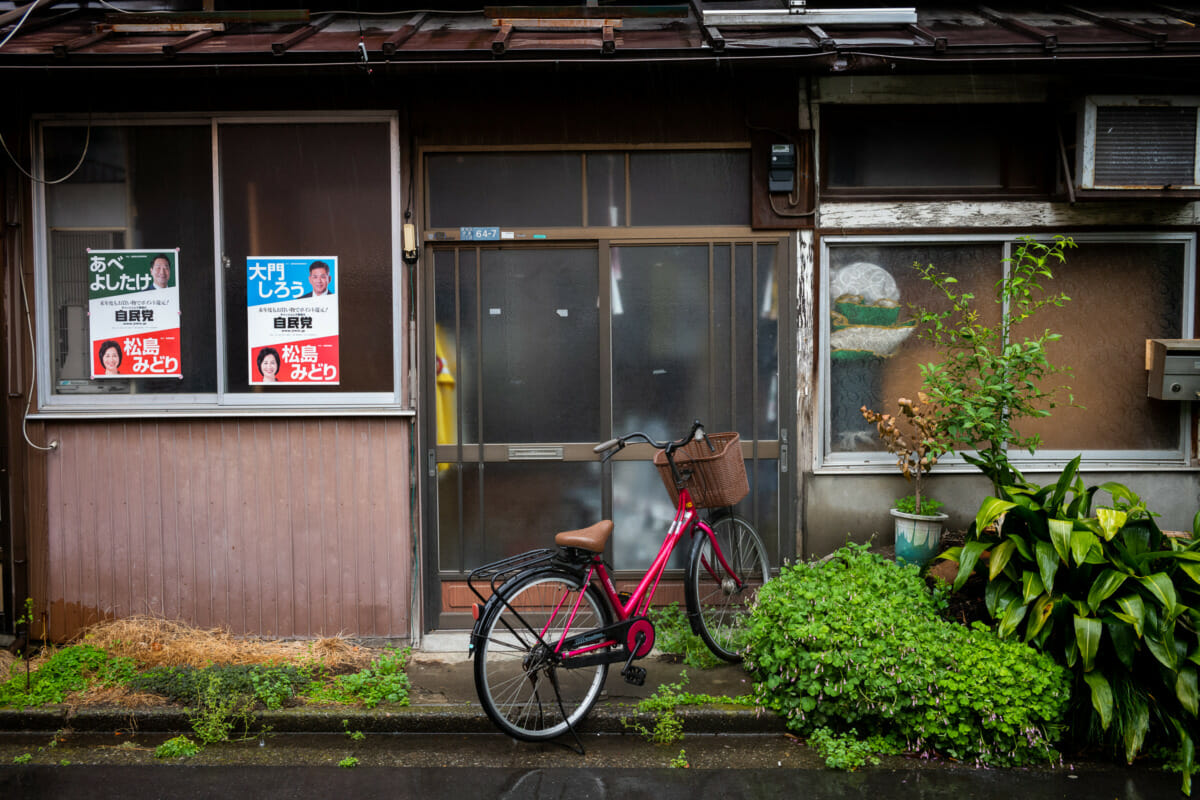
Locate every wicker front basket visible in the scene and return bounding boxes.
[653,432,749,509]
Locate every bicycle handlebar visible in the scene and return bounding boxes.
[593,420,708,462]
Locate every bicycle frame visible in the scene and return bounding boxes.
[549,485,742,664]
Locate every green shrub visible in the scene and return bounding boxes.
[154,735,199,759]
[129,664,310,709]
[303,647,410,708]
[649,603,722,670]
[0,645,135,708]
[944,462,1200,794]
[745,543,1070,767]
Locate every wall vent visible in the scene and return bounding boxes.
[1079,96,1200,191]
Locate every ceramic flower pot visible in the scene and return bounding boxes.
[890,508,949,566]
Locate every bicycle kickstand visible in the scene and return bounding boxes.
[620,632,647,686]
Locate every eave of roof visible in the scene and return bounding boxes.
[3,3,1200,71]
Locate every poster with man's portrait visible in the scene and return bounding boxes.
[88,249,182,379]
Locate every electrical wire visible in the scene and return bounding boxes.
[15,243,56,453]
[0,0,40,50]
[0,115,92,185]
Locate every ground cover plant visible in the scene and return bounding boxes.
[745,542,1071,767]
[943,463,1200,794]
[0,616,408,718]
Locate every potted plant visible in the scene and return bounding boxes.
[861,393,951,566]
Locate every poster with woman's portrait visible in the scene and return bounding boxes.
[246,256,340,385]
[88,249,182,379]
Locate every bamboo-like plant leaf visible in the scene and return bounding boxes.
[1070,529,1098,567]
[1107,622,1137,670]
[1096,507,1127,541]
[1146,628,1179,671]
[1139,573,1180,619]
[989,539,1016,581]
[1178,561,1200,588]
[1115,593,1145,637]
[1049,455,1081,513]
[1086,569,1128,612]
[1021,570,1045,604]
[954,539,992,591]
[1177,666,1199,716]
[974,497,1016,539]
[1049,518,1073,564]
[998,599,1029,639]
[1074,615,1102,672]
[1082,670,1113,731]
[1025,594,1054,642]
[1035,540,1059,595]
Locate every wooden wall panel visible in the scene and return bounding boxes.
[38,417,414,641]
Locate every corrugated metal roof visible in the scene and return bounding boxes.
[2,3,1200,68]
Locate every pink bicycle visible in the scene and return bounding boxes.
[468,421,770,743]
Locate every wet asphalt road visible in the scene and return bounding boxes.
[0,731,1182,799]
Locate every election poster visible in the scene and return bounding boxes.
[246,257,340,385]
[88,249,182,379]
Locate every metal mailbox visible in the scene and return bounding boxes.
[1148,339,1200,401]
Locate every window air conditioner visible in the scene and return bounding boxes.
[1077,95,1200,191]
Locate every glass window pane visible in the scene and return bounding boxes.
[219,122,394,394]
[629,151,751,226]
[441,462,601,572]
[824,106,1051,192]
[586,153,626,227]
[427,153,583,228]
[612,245,710,435]
[45,124,216,395]
[1019,240,1185,451]
[613,460,687,571]
[827,243,1003,453]
[479,248,599,443]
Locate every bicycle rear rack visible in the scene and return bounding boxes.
[467,547,559,605]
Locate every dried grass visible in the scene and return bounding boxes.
[74,615,376,672]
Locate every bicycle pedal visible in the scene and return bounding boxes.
[622,665,646,686]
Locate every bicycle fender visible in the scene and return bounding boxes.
[468,566,593,658]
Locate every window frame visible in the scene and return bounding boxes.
[32,112,409,416]
[816,231,1196,475]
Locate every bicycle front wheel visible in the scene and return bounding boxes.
[686,515,769,662]
[473,569,613,741]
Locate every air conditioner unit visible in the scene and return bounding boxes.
[1077,95,1200,192]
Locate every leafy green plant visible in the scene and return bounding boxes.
[670,749,690,768]
[338,756,359,769]
[154,735,199,759]
[0,645,135,708]
[861,393,951,515]
[943,461,1200,794]
[342,719,366,741]
[129,664,309,709]
[12,753,32,765]
[303,647,410,708]
[745,543,1070,767]
[809,727,899,771]
[649,603,722,669]
[622,671,751,745]
[913,235,1076,493]
[186,673,256,744]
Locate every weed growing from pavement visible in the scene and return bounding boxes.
[154,735,200,759]
[648,603,723,670]
[622,671,752,745]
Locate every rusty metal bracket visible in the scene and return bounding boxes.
[163,29,216,57]
[1062,4,1167,48]
[490,16,623,54]
[977,5,1057,50]
[383,12,427,57]
[272,13,335,56]
[906,23,947,52]
[52,29,109,57]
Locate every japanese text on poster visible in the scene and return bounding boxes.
[88,249,182,379]
[246,257,340,385]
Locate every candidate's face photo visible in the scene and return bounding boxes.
[101,346,121,373]
[150,257,171,289]
[309,267,330,296]
[259,352,279,380]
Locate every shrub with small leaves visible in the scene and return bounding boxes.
[0,645,135,708]
[154,735,199,759]
[745,543,1070,767]
[304,647,411,708]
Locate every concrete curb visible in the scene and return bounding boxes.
[0,703,784,737]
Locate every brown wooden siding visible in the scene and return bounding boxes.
[32,417,414,642]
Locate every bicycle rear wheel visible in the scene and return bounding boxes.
[685,515,769,662]
[473,569,613,741]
